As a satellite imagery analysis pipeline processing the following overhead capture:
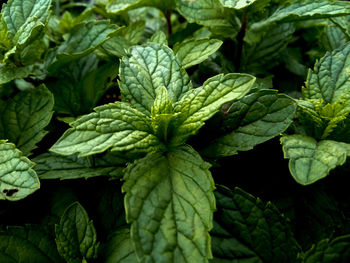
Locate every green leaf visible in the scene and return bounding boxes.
[2,0,51,39]
[0,63,29,84]
[0,225,63,263]
[119,42,192,115]
[49,21,118,71]
[249,0,350,33]
[55,202,99,263]
[148,30,168,45]
[202,89,297,157]
[211,186,301,263]
[123,145,215,262]
[320,19,348,51]
[303,235,350,262]
[58,9,95,34]
[219,0,258,9]
[0,85,54,155]
[50,102,161,157]
[280,135,350,185]
[176,0,238,37]
[33,152,122,180]
[0,140,40,201]
[151,86,173,116]
[102,229,138,263]
[106,0,176,14]
[174,38,223,69]
[303,42,350,104]
[47,55,118,116]
[242,23,295,72]
[171,73,255,146]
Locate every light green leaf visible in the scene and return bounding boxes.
[58,9,95,34]
[219,0,258,9]
[119,42,192,115]
[55,202,99,263]
[203,89,297,157]
[148,30,168,45]
[103,229,138,263]
[176,0,238,37]
[0,225,63,263]
[0,140,40,201]
[151,86,173,116]
[0,14,12,55]
[0,63,29,84]
[211,186,301,263]
[174,38,223,69]
[0,85,54,155]
[280,135,350,185]
[250,0,350,33]
[151,87,176,142]
[171,73,255,146]
[49,21,118,71]
[50,102,161,157]
[150,87,175,141]
[303,42,350,104]
[33,152,122,180]
[106,0,176,14]
[123,145,215,262]
[2,0,51,39]
[303,235,350,263]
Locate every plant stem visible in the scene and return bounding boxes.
[165,10,172,36]
[55,0,60,16]
[235,12,248,71]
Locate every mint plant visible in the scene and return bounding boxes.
[2,0,350,262]
[50,42,256,262]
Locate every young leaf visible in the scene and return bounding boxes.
[119,42,192,115]
[171,73,255,146]
[148,31,168,45]
[176,0,238,37]
[202,89,297,157]
[174,38,223,69]
[0,225,63,263]
[50,102,161,157]
[33,152,122,180]
[55,202,99,263]
[280,135,350,185]
[123,145,216,262]
[303,42,350,104]
[303,235,350,263]
[0,140,40,201]
[211,186,301,263]
[102,229,138,263]
[0,85,54,155]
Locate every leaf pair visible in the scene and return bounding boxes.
[282,42,350,185]
[51,42,256,157]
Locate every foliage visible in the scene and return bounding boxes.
[1,0,350,262]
